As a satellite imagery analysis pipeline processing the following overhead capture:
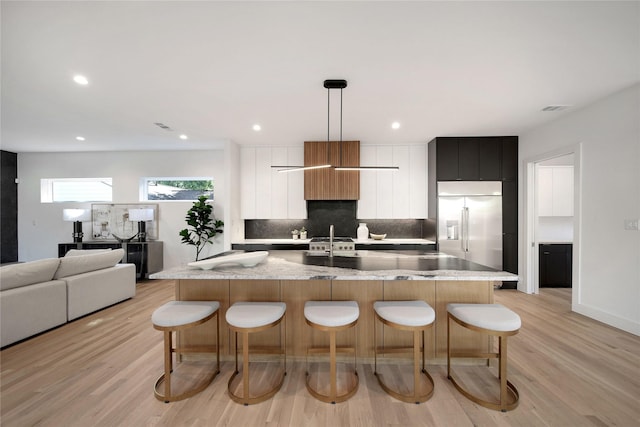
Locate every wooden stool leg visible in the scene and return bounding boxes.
[330,330,337,403]
[216,313,220,373]
[413,329,420,402]
[500,336,507,410]
[164,330,172,403]
[447,315,451,379]
[243,332,250,404]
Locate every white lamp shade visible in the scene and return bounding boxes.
[63,208,91,222]
[128,208,154,221]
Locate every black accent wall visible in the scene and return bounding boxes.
[1,150,18,263]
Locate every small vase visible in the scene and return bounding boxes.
[357,223,369,241]
[300,232,307,239]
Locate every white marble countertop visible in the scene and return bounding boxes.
[151,251,517,282]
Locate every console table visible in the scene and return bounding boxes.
[58,241,163,280]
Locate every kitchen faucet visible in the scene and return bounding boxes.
[329,224,334,258]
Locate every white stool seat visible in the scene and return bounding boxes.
[447,303,521,332]
[152,301,220,328]
[304,301,359,327]
[226,302,286,329]
[374,301,435,327]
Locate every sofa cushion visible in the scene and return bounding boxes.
[0,280,67,347]
[64,249,112,257]
[0,258,61,291]
[54,248,125,279]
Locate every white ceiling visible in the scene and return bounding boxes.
[2,1,638,153]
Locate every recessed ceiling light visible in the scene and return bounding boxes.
[252,124,261,132]
[179,134,188,140]
[75,136,85,141]
[391,121,401,130]
[73,75,89,85]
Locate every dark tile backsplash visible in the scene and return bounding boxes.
[244,201,435,240]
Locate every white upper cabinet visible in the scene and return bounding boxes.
[537,166,574,217]
[286,147,306,218]
[358,144,427,219]
[240,147,257,218]
[240,146,307,219]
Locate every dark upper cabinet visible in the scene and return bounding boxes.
[501,137,518,181]
[433,137,510,181]
[458,139,480,180]
[435,138,460,181]
[478,137,502,180]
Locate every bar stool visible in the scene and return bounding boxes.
[447,303,521,412]
[304,300,359,404]
[151,300,220,403]
[226,302,287,405]
[373,300,435,404]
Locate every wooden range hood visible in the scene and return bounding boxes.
[304,140,360,200]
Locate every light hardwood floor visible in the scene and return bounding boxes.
[1,280,639,426]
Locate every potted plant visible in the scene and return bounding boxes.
[299,227,307,239]
[291,229,299,240]
[179,195,224,261]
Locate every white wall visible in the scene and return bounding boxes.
[17,150,228,269]
[520,83,640,335]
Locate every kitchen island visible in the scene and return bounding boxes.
[151,250,517,362]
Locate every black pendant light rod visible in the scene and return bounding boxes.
[339,87,343,167]
[340,87,343,143]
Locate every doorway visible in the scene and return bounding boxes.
[523,144,581,311]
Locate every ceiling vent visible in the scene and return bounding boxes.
[154,122,173,130]
[541,105,572,112]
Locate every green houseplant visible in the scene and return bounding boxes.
[179,195,224,261]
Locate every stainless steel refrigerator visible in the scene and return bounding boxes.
[437,181,502,269]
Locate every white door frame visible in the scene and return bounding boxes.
[523,144,581,310]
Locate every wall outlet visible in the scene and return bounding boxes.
[624,219,639,231]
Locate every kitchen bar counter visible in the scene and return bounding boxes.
[151,250,514,282]
[151,250,516,362]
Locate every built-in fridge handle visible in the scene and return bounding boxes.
[462,207,470,252]
[460,208,465,251]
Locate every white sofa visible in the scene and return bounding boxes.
[0,249,136,347]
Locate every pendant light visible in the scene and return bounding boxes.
[271,78,398,172]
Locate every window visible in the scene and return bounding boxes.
[41,178,112,203]
[141,177,214,201]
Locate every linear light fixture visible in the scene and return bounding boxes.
[272,164,332,173]
[335,166,399,171]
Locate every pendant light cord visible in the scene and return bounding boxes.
[339,87,343,167]
[327,88,331,164]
